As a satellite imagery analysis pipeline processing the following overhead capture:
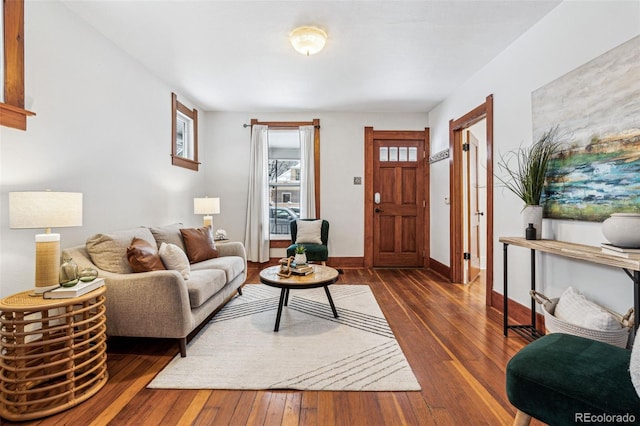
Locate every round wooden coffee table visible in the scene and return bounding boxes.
[259,265,340,332]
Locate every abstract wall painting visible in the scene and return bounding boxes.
[532,35,640,222]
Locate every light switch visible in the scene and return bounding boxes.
[354,177,362,185]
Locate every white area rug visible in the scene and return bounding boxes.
[148,284,421,391]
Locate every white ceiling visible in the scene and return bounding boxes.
[60,0,561,113]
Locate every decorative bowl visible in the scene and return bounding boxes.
[602,213,640,248]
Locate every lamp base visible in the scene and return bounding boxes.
[203,216,213,229]
[34,233,61,293]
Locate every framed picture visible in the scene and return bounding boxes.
[532,35,640,222]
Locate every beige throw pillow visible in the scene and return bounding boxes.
[554,286,622,331]
[86,227,157,274]
[159,242,191,280]
[295,220,323,244]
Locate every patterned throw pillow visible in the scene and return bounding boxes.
[159,242,191,280]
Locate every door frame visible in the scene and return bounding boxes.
[449,94,494,306]
[364,127,430,268]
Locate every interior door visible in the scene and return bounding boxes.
[372,132,426,267]
[466,131,481,283]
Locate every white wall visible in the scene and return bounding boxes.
[204,112,427,258]
[428,1,640,313]
[0,1,207,297]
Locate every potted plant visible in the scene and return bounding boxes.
[294,245,307,265]
[496,127,561,239]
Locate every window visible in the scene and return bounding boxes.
[268,128,301,236]
[171,93,199,171]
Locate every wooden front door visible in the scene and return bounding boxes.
[365,128,428,267]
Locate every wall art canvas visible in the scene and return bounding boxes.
[532,35,640,222]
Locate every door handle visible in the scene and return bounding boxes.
[375,208,383,213]
[477,211,484,216]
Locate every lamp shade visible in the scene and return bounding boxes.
[194,197,220,215]
[9,192,83,230]
[289,26,327,56]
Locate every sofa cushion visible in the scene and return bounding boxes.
[191,255,245,282]
[149,223,186,252]
[127,237,166,272]
[86,227,157,274]
[180,227,219,263]
[186,269,226,308]
[159,242,191,280]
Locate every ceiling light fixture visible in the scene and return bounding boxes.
[289,26,327,56]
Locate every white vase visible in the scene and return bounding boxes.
[521,205,543,240]
[602,213,640,248]
[294,253,307,265]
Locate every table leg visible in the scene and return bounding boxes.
[324,286,338,318]
[284,288,290,306]
[274,288,286,332]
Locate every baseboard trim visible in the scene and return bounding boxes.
[428,258,450,281]
[491,290,546,332]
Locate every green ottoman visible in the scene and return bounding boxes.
[506,333,640,425]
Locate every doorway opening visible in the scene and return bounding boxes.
[449,95,494,307]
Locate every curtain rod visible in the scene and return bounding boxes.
[242,123,320,129]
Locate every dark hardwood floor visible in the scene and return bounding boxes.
[3,267,543,425]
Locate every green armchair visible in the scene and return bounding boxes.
[286,219,329,265]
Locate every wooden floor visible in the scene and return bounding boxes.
[3,268,543,426]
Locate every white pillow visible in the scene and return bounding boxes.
[554,286,621,331]
[159,242,191,280]
[630,333,640,398]
[295,220,323,244]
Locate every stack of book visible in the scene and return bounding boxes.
[290,264,314,276]
[44,278,105,299]
[278,258,314,275]
[600,243,640,258]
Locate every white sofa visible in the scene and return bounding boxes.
[62,223,246,357]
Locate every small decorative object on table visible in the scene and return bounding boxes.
[278,256,294,278]
[79,267,98,282]
[59,257,79,287]
[215,228,227,241]
[294,245,307,265]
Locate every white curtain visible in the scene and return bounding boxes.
[299,125,316,219]
[244,125,270,262]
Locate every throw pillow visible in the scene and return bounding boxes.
[149,223,186,252]
[554,286,622,331]
[159,242,191,280]
[295,220,323,245]
[126,237,166,273]
[86,227,157,274]
[630,333,640,398]
[180,227,219,263]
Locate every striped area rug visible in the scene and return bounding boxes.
[147,284,421,391]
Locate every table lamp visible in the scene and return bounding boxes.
[9,191,83,294]
[193,197,220,228]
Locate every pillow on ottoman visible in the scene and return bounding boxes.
[127,237,166,272]
[180,227,219,263]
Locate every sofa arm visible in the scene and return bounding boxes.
[101,269,194,339]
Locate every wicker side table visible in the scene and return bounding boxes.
[0,287,108,421]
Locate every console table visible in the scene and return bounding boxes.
[0,287,108,421]
[500,237,640,340]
